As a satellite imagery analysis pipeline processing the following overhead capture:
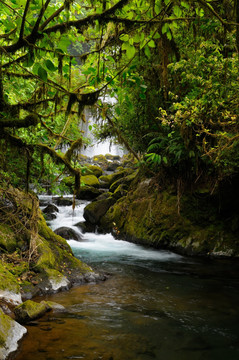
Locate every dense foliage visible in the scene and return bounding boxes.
[0,0,238,191]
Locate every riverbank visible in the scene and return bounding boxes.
[0,187,104,359]
[78,157,239,258]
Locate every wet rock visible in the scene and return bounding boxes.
[14,300,49,324]
[84,197,116,225]
[74,221,96,233]
[53,197,72,206]
[54,227,83,241]
[44,213,57,221]
[41,300,65,312]
[0,308,27,360]
[106,161,121,172]
[77,185,102,200]
[42,204,59,214]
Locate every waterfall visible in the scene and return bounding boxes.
[81,98,126,157]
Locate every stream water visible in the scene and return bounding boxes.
[14,196,239,360]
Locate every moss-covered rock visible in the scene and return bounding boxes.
[113,184,128,200]
[109,170,138,192]
[83,165,103,178]
[101,178,239,257]
[14,300,49,323]
[40,300,65,311]
[77,185,102,200]
[81,175,100,188]
[0,308,27,360]
[105,154,121,161]
[93,154,107,163]
[84,197,116,225]
[99,168,134,187]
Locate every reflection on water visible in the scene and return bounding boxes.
[14,197,239,360]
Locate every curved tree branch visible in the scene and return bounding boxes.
[19,0,31,40]
[0,114,39,129]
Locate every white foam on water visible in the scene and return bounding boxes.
[68,232,181,262]
[39,195,182,263]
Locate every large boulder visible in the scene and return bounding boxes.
[74,221,96,233]
[53,197,72,206]
[14,300,49,324]
[42,204,59,214]
[83,197,116,225]
[42,203,59,221]
[77,185,102,200]
[0,308,27,360]
[81,175,100,188]
[54,227,83,241]
[83,165,103,178]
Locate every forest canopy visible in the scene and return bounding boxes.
[0,0,238,192]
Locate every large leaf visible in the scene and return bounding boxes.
[45,59,57,72]
[38,66,48,82]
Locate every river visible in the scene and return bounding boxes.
[14,196,239,360]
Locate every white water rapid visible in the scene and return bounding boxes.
[40,195,182,267]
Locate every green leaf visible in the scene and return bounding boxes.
[144,45,151,59]
[45,59,56,71]
[173,5,182,17]
[162,23,170,34]
[166,31,172,40]
[163,156,168,164]
[153,32,161,39]
[181,1,190,10]
[148,40,156,48]
[195,8,204,17]
[139,93,146,100]
[126,44,136,59]
[133,33,141,43]
[32,63,40,75]
[120,34,129,42]
[23,52,35,67]
[58,37,71,52]
[38,66,48,82]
